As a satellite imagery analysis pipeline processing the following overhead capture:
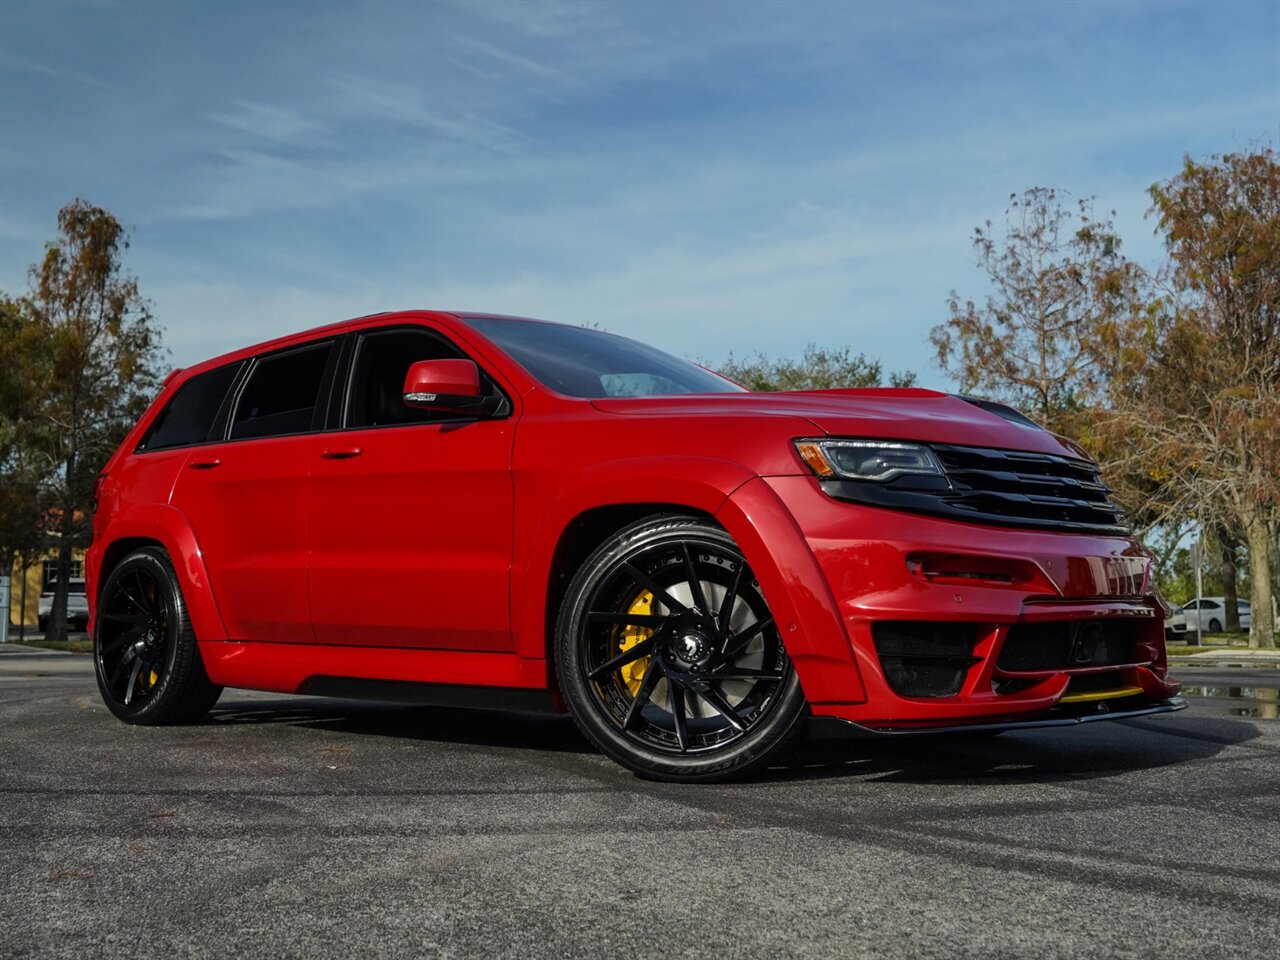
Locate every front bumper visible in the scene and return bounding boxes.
[761,475,1181,730]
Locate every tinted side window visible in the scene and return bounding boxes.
[346,329,470,428]
[230,342,333,440]
[140,362,242,451]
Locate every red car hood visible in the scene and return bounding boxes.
[590,388,1087,460]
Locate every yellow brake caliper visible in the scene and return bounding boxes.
[617,590,655,695]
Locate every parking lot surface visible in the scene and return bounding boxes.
[2,646,1278,960]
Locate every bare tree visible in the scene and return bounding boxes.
[930,188,1146,433]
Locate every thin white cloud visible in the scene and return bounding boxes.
[458,0,600,39]
[449,32,580,86]
[325,75,525,151]
[210,101,331,147]
[0,54,117,91]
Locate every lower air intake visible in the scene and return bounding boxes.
[872,622,980,698]
[998,619,1141,673]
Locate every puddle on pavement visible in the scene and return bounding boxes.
[1180,685,1280,720]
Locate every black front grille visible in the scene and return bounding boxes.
[821,443,1128,535]
[998,619,1142,673]
[931,445,1126,533]
[873,622,980,698]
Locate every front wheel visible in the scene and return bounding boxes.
[555,516,807,782]
[94,547,222,724]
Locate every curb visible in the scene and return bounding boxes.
[1169,655,1280,669]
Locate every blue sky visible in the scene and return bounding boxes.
[1,0,1277,380]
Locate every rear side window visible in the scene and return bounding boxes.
[230,342,333,440]
[139,362,242,451]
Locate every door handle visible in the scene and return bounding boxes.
[189,457,222,470]
[320,446,363,460]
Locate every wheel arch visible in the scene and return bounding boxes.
[90,506,227,643]
[541,502,719,661]
[97,536,163,599]
[516,456,754,663]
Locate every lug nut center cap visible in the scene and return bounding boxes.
[674,632,709,664]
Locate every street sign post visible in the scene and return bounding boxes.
[0,576,10,644]
[1191,537,1204,647]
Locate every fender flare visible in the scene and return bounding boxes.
[91,505,228,644]
[716,478,866,704]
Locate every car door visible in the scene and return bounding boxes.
[171,339,339,643]
[1204,599,1223,629]
[307,324,516,650]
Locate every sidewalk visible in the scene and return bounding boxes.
[1169,647,1280,668]
[0,643,75,656]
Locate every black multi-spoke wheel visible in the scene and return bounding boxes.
[556,516,807,782]
[94,547,221,724]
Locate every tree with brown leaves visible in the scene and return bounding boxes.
[1102,150,1279,647]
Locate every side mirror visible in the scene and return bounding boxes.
[403,359,487,411]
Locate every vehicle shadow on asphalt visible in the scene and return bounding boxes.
[759,715,1262,785]
[204,695,1260,785]
[208,697,596,754]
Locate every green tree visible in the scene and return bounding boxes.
[714,344,917,391]
[2,200,166,640]
[0,299,48,610]
[1152,528,1251,614]
[930,188,1147,433]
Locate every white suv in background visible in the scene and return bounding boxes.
[37,578,90,632]
[1168,597,1252,635]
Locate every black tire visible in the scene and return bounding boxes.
[38,616,48,632]
[1208,618,1222,634]
[555,515,807,783]
[93,547,222,724]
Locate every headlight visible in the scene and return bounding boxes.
[794,439,946,483]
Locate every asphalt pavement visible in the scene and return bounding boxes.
[2,645,1277,960]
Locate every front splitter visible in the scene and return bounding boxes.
[820,697,1186,737]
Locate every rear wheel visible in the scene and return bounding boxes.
[94,547,222,724]
[555,516,807,782]
[1208,618,1222,633]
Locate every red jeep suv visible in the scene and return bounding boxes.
[87,310,1182,781]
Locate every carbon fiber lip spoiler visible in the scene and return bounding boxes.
[829,698,1187,737]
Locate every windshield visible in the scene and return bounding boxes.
[463,317,744,399]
